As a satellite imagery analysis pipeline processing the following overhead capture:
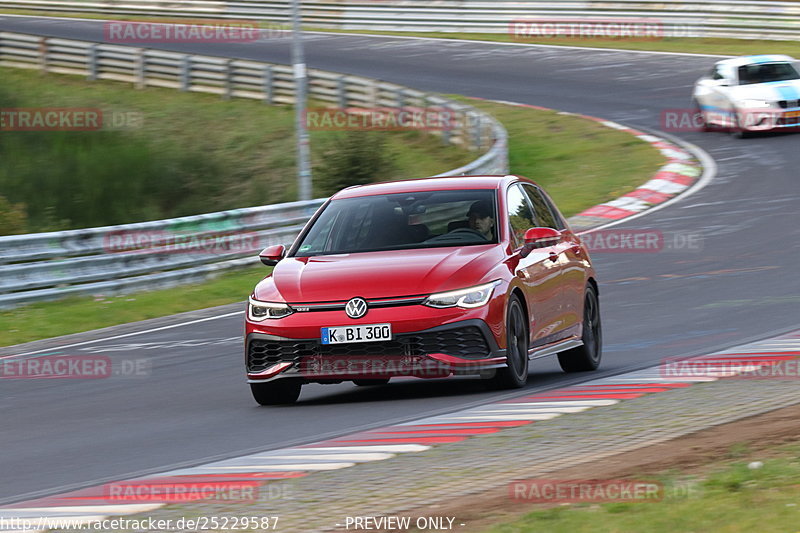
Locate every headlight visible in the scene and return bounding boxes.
[739,99,772,109]
[424,281,501,309]
[248,297,294,321]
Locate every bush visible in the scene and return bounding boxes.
[0,130,224,232]
[0,196,28,236]
[314,132,398,196]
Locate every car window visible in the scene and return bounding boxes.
[737,62,800,85]
[713,64,735,83]
[293,189,498,256]
[520,183,562,230]
[506,185,536,248]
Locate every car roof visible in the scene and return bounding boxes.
[715,55,796,68]
[331,175,531,199]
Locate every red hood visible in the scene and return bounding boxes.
[254,245,503,302]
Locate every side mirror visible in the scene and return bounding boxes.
[519,227,561,258]
[259,245,285,266]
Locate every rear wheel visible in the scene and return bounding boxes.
[558,285,602,372]
[486,296,529,389]
[353,378,390,386]
[250,379,302,405]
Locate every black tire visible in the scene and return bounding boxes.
[250,379,302,405]
[486,296,529,389]
[732,111,752,139]
[353,378,390,386]
[558,285,602,372]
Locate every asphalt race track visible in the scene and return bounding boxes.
[1,15,798,505]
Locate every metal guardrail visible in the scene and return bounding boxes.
[1,0,799,40]
[0,30,508,308]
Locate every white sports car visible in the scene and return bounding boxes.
[692,54,800,138]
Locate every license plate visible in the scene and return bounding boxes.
[321,323,392,344]
[786,110,800,118]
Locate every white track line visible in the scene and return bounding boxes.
[1,311,243,359]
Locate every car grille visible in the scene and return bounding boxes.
[247,326,492,372]
[778,99,800,109]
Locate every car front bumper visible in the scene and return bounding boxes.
[245,319,507,383]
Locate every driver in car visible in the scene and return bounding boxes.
[467,200,495,240]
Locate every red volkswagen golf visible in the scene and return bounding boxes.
[245,175,601,404]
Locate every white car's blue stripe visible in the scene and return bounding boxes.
[770,83,800,102]
[743,55,787,65]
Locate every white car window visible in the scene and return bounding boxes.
[737,63,800,86]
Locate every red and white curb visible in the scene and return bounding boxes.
[471,98,704,232]
[3,330,798,531]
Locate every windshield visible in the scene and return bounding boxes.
[293,189,499,257]
[737,62,800,85]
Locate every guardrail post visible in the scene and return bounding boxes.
[472,112,483,151]
[263,65,274,104]
[223,59,232,100]
[369,79,379,108]
[337,75,346,108]
[180,55,191,92]
[87,44,98,81]
[39,37,48,74]
[441,104,452,145]
[134,48,145,89]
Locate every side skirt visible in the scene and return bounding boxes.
[528,336,583,360]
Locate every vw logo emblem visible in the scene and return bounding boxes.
[345,297,368,319]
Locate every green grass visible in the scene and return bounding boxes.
[455,97,664,217]
[0,67,472,233]
[483,444,800,533]
[0,266,269,346]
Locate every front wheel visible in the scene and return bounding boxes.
[486,296,529,389]
[732,110,753,139]
[558,285,602,372]
[692,100,712,132]
[250,379,302,405]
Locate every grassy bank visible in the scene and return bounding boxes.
[483,443,800,533]
[0,98,665,347]
[0,266,267,345]
[0,67,472,233]
[458,97,663,216]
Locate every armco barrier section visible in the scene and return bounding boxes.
[0,0,799,40]
[0,31,508,308]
